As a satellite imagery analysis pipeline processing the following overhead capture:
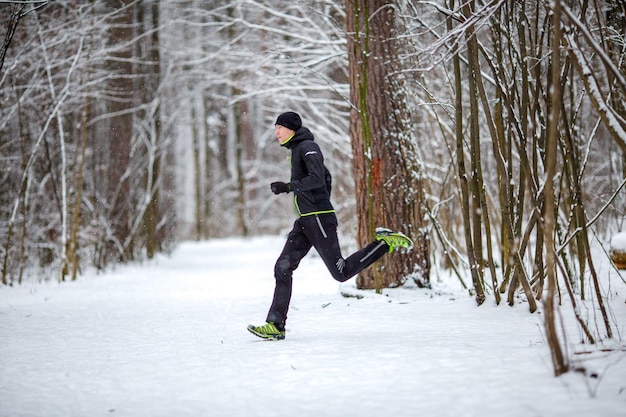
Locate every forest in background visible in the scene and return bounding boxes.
[1,0,625,375]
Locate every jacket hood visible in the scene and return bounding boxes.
[282,127,314,148]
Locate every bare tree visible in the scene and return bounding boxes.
[161,0,353,239]
[404,0,623,375]
[1,1,174,281]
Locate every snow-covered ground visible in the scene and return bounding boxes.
[1,236,625,417]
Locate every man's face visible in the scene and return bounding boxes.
[275,124,295,144]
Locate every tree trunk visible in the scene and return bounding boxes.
[462,0,486,304]
[143,1,162,259]
[346,0,430,291]
[606,2,626,184]
[543,0,568,376]
[69,91,89,280]
[234,99,249,237]
[106,1,134,261]
[191,99,203,240]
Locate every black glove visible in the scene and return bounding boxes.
[271,182,290,195]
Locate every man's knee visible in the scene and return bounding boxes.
[328,258,350,282]
[274,257,293,283]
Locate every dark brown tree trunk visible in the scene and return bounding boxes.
[346,0,430,291]
[106,1,134,261]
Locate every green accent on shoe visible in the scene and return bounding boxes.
[375,227,414,253]
[247,322,286,340]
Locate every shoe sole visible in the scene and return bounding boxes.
[247,325,285,340]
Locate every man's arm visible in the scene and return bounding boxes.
[290,143,326,193]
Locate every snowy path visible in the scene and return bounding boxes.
[1,236,625,417]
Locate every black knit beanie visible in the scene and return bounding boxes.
[275,111,302,131]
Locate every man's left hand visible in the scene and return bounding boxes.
[271,182,290,194]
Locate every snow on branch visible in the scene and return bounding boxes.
[558,2,626,92]
[424,0,506,58]
[562,29,626,154]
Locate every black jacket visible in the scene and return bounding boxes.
[283,127,334,216]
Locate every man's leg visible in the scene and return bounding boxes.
[307,214,390,282]
[266,218,312,328]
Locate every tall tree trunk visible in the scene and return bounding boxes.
[202,95,215,238]
[346,0,430,291]
[462,0,486,304]
[143,1,162,259]
[69,92,89,280]
[234,99,249,237]
[191,99,203,240]
[106,1,134,261]
[543,0,568,376]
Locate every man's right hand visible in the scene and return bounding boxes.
[271,182,290,195]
